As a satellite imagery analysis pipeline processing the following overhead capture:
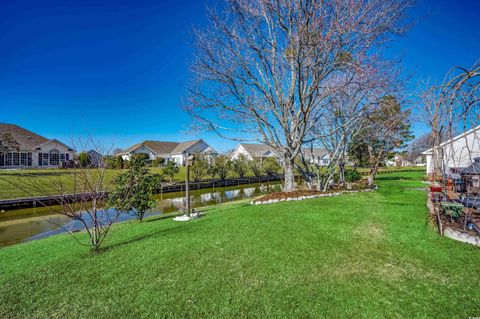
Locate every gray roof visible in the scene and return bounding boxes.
[240,143,279,157]
[124,139,206,155]
[171,140,202,154]
[0,123,49,150]
[462,159,480,175]
[124,140,179,154]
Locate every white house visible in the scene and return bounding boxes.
[423,125,480,174]
[230,143,279,160]
[120,139,217,166]
[0,123,75,169]
[231,143,330,166]
[302,148,331,166]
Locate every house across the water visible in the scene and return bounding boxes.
[231,143,330,166]
[230,143,279,160]
[120,139,217,166]
[0,123,75,169]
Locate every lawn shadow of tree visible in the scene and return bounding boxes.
[101,224,187,253]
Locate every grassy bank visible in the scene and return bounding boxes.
[0,166,425,200]
[0,167,246,200]
[1,171,478,318]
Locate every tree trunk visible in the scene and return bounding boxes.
[338,161,345,184]
[283,157,295,192]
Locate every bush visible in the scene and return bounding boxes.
[163,161,179,182]
[132,153,150,162]
[191,153,209,181]
[209,155,231,180]
[108,156,160,221]
[248,159,263,177]
[262,157,281,176]
[77,152,91,168]
[345,170,362,183]
[151,157,165,167]
[105,155,124,169]
[231,155,249,178]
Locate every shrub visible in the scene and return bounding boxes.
[163,161,179,182]
[77,152,91,168]
[249,159,263,177]
[345,170,362,183]
[262,157,281,176]
[105,155,124,169]
[209,155,231,180]
[231,155,249,178]
[132,153,150,162]
[108,156,161,221]
[151,157,165,167]
[191,153,209,181]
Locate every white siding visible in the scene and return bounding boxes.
[425,128,480,174]
[230,145,252,160]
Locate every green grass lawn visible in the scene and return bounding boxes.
[0,166,425,200]
[0,167,246,200]
[1,171,478,318]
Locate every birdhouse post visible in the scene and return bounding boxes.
[185,154,195,217]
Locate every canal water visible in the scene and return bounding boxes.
[0,181,281,248]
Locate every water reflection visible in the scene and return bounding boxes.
[0,182,281,248]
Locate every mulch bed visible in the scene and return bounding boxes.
[441,213,480,237]
[254,184,373,203]
[258,190,324,202]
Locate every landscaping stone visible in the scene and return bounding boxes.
[250,187,376,206]
[444,227,480,247]
[173,212,203,222]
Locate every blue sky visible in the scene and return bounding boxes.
[1,0,479,152]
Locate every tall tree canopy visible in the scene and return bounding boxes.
[349,96,413,178]
[186,0,411,191]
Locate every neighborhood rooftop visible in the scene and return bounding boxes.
[0,123,50,150]
[123,139,211,155]
[237,143,278,157]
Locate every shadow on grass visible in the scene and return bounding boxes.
[101,224,186,253]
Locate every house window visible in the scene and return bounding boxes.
[0,153,4,166]
[5,153,12,166]
[42,153,49,166]
[12,153,20,166]
[66,153,70,161]
[60,154,65,163]
[20,153,27,166]
[49,149,60,166]
[28,153,32,166]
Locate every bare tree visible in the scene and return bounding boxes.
[186,0,412,192]
[421,60,480,180]
[420,60,480,233]
[298,59,403,190]
[405,133,433,163]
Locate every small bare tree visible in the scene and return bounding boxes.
[420,60,480,233]
[421,60,480,181]
[186,0,412,192]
